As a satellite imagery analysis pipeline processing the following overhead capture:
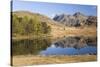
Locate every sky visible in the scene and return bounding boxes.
[12,0,97,18]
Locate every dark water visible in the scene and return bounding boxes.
[12,36,97,56]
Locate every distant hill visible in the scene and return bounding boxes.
[13,11,55,23]
[12,11,52,35]
[12,11,64,26]
[12,11,66,37]
[53,12,97,27]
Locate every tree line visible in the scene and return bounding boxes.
[12,14,51,36]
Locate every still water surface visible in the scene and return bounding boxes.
[12,36,97,56]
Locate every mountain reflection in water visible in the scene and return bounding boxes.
[12,36,97,56]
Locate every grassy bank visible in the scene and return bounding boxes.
[12,55,97,66]
[12,34,51,40]
[50,26,96,39]
[12,27,96,40]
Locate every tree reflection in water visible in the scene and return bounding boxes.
[12,36,97,56]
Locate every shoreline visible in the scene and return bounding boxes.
[12,55,97,66]
[12,26,96,40]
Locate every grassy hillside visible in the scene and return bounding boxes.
[12,11,97,40]
[12,11,52,36]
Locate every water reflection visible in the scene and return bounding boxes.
[40,45,97,55]
[12,38,51,55]
[12,36,97,56]
[53,36,97,49]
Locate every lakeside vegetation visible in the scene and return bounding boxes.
[12,13,51,37]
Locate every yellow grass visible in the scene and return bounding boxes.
[12,55,97,66]
[12,26,96,40]
[50,26,96,39]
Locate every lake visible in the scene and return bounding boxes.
[12,36,97,56]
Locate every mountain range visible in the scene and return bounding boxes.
[53,12,97,27]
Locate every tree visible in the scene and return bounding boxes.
[12,14,21,34]
[12,14,51,36]
[33,16,42,34]
[41,22,51,34]
[25,18,35,34]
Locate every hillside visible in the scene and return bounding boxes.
[12,11,97,40]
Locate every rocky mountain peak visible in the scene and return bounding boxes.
[73,12,85,17]
[53,12,96,27]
